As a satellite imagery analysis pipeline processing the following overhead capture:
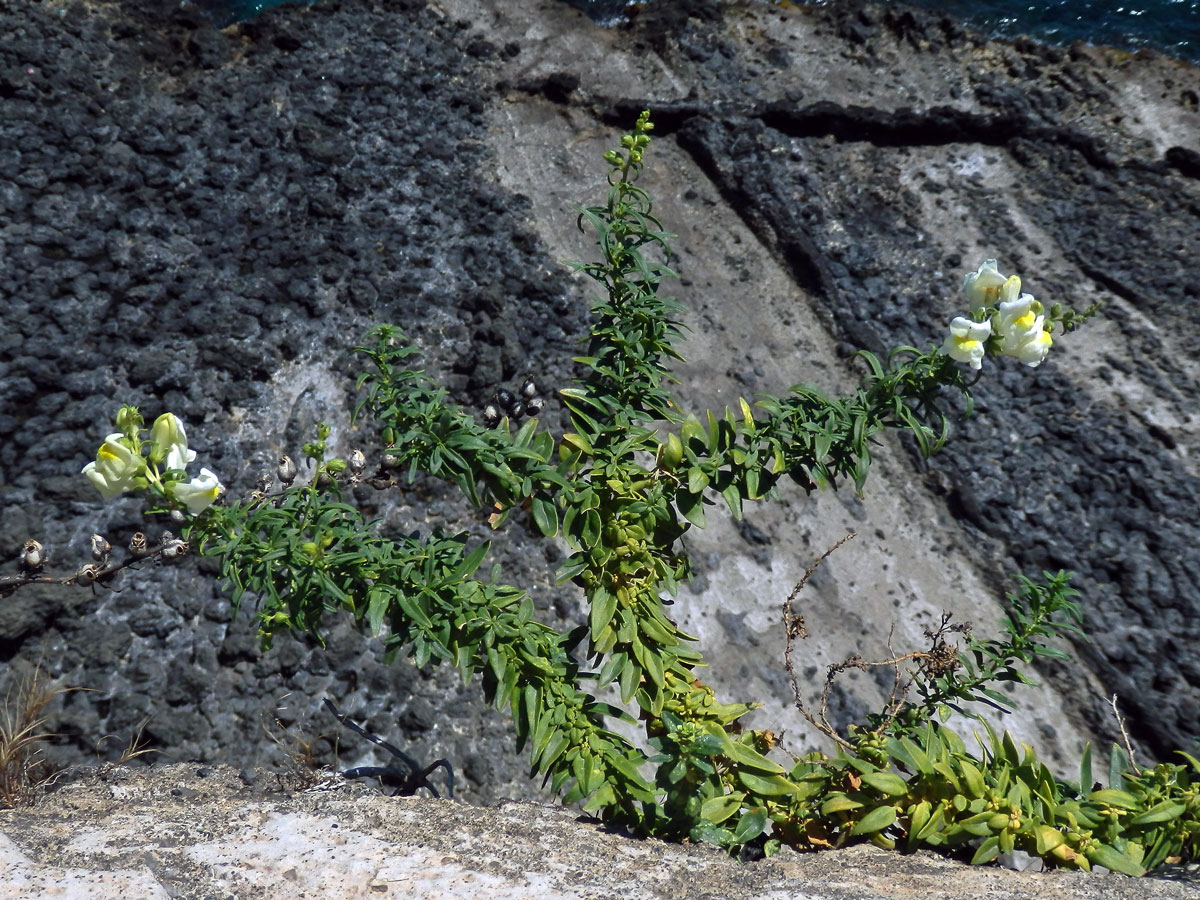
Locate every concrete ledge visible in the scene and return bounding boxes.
[2,764,1197,899]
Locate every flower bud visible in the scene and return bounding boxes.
[150,412,196,471]
[21,539,45,571]
[278,455,298,487]
[115,405,144,439]
[129,532,151,557]
[90,533,112,562]
[348,449,366,477]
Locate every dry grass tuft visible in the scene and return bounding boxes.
[0,662,70,808]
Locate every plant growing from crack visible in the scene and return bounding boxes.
[26,112,1197,875]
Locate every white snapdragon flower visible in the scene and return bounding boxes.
[151,412,197,472]
[993,287,1053,367]
[1005,321,1053,367]
[962,259,1009,313]
[942,316,992,369]
[82,434,144,500]
[170,467,224,515]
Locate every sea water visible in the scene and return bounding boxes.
[196,0,1198,66]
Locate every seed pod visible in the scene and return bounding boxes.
[160,530,175,545]
[520,377,538,399]
[278,455,298,487]
[495,388,516,411]
[348,449,366,477]
[256,472,273,493]
[20,539,45,571]
[75,563,103,585]
[509,399,525,420]
[161,538,190,562]
[89,534,112,562]
[129,532,151,557]
[525,396,544,417]
[482,403,501,427]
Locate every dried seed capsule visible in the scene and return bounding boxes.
[90,534,112,562]
[129,532,151,557]
[160,538,190,562]
[160,530,175,545]
[509,399,525,420]
[21,539,45,571]
[348,449,366,477]
[482,403,501,427]
[278,455,298,487]
[525,396,544,417]
[495,388,516,411]
[75,563,103,585]
[520,377,538,399]
[256,472,273,493]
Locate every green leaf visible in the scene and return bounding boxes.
[365,586,390,636]
[687,467,709,493]
[732,807,768,844]
[970,836,1001,865]
[850,805,897,836]
[1079,742,1094,791]
[1087,844,1146,877]
[820,794,862,815]
[590,589,618,640]
[530,495,559,538]
[1088,788,1140,810]
[580,508,602,549]
[700,792,746,825]
[691,824,736,848]
[676,490,706,528]
[861,771,909,797]
[721,483,743,519]
[1128,800,1186,826]
[722,740,784,774]
[737,771,805,798]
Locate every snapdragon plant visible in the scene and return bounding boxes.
[52,113,1197,876]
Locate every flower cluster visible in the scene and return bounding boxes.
[942,260,1055,370]
[82,406,223,515]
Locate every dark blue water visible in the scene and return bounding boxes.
[198,0,1199,66]
[876,0,1199,66]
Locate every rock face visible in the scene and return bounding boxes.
[0,0,1198,818]
[1,763,1198,899]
